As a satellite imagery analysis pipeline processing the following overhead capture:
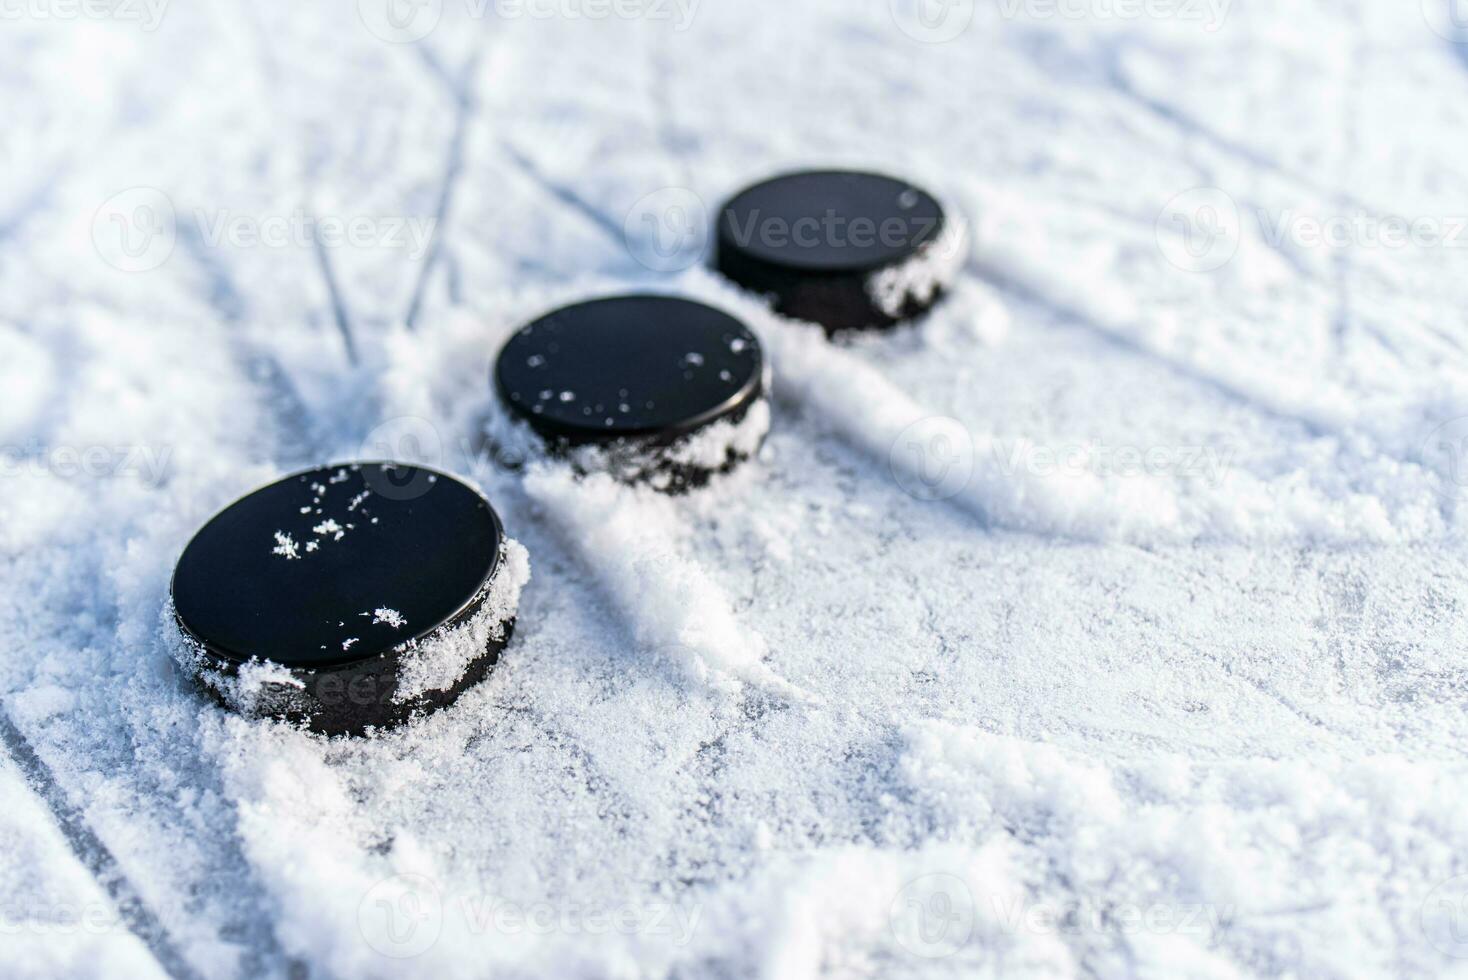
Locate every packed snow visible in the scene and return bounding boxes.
[3,1,1468,977]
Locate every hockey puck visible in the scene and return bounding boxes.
[169,463,529,736]
[493,295,770,492]
[714,170,966,334]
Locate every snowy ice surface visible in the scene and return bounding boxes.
[4,1,1468,977]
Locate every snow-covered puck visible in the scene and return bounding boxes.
[714,170,966,334]
[493,295,770,492]
[168,464,529,736]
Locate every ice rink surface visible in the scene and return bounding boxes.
[5,0,1468,976]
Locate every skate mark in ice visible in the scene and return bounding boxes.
[497,139,628,245]
[444,245,465,307]
[970,260,1334,438]
[415,43,461,98]
[1236,196,1326,287]
[177,223,247,323]
[658,692,804,889]
[500,699,647,832]
[645,28,693,188]
[967,201,1468,520]
[310,221,359,366]
[232,1,283,92]
[176,226,321,464]
[1098,44,1377,214]
[1173,632,1335,735]
[405,52,482,331]
[0,707,203,980]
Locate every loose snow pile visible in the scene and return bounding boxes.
[3,2,1468,978]
[394,538,530,703]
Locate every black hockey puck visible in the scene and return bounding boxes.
[714,170,965,334]
[169,463,529,736]
[493,295,770,492]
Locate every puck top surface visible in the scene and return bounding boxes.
[172,464,504,670]
[717,170,946,273]
[495,295,764,444]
